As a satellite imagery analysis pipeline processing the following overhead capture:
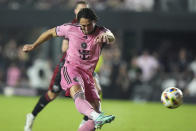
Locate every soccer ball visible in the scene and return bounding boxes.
[161,87,183,109]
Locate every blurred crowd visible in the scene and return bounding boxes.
[0,28,53,90]
[1,29,196,100]
[1,0,196,101]
[0,0,196,12]
[100,45,196,100]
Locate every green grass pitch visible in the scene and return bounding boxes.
[0,95,196,131]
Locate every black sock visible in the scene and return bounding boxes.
[83,115,88,121]
[32,93,52,117]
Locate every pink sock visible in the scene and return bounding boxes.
[75,96,94,117]
[78,120,95,131]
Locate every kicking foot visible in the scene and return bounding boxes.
[95,114,115,129]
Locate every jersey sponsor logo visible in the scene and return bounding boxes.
[79,49,90,60]
[79,42,91,60]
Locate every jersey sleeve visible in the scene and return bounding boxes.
[99,26,109,33]
[56,23,71,38]
[99,27,114,46]
[100,27,113,38]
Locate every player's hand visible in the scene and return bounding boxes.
[22,44,35,52]
[95,33,109,44]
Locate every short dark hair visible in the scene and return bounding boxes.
[77,8,98,22]
[75,1,88,8]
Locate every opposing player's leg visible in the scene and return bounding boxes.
[24,63,62,131]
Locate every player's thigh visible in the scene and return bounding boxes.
[48,63,62,93]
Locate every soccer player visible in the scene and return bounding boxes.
[23,8,115,130]
[24,1,102,131]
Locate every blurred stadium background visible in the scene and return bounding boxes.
[1,0,196,131]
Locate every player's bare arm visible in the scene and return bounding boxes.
[23,28,57,52]
[61,39,69,53]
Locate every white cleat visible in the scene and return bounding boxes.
[24,113,35,131]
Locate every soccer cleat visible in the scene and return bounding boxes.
[94,114,115,129]
[24,113,35,131]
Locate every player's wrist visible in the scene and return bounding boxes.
[32,43,39,49]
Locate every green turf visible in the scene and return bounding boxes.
[0,95,196,131]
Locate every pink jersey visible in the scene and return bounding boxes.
[56,23,108,73]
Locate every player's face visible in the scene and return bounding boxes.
[80,18,95,35]
[75,4,87,16]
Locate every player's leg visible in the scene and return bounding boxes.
[24,63,62,131]
[61,65,115,129]
[78,73,113,130]
[78,100,101,127]
[78,79,102,131]
[93,72,102,97]
[78,120,95,131]
[70,85,114,129]
[78,72,102,128]
[24,90,59,131]
[78,99,101,131]
[31,90,60,117]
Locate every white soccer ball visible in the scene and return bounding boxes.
[161,87,183,109]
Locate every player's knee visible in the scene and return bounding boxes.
[74,91,85,100]
[48,90,58,100]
